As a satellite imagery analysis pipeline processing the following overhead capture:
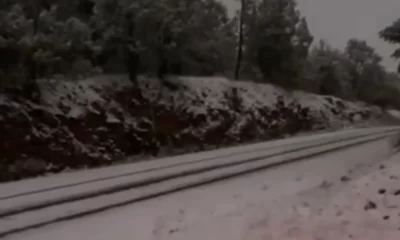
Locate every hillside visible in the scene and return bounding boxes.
[0,75,387,182]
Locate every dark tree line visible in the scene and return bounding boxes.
[0,0,399,108]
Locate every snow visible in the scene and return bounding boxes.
[105,113,120,123]
[255,151,400,239]
[387,109,400,119]
[4,138,396,240]
[39,75,132,117]
[0,74,389,235]
[0,74,378,171]
[36,74,376,126]
[0,127,397,236]
[0,127,389,227]
[155,76,377,130]
[0,127,391,201]
[293,90,365,127]
[66,106,85,119]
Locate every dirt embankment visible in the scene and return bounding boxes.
[0,75,382,182]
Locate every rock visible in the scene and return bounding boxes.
[364,200,377,210]
[378,189,387,195]
[169,228,179,234]
[320,181,332,189]
[352,113,363,122]
[335,100,346,110]
[336,210,343,217]
[341,176,350,182]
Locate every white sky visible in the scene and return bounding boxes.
[220,0,400,72]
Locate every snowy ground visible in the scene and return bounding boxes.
[39,75,379,128]
[5,137,399,240]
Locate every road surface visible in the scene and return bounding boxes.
[3,131,400,239]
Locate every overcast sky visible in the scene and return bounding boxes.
[220,0,400,72]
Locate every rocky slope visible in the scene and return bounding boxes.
[0,75,384,182]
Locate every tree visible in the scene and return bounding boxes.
[91,0,233,81]
[167,0,234,76]
[234,0,245,80]
[0,2,48,99]
[380,18,400,72]
[345,39,382,97]
[0,1,94,97]
[90,0,139,83]
[292,16,313,90]
[258,0,300,86]
[242,0,312,88]
[0,0,235,91]
[308,40,352,97]
[235,0,259,78]
[294,17,313,59]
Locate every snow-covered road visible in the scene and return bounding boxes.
[1,127,398,237]
[5,137,400,240]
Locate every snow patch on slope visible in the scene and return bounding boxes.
[29,75,378,129]
[387,109,400,119]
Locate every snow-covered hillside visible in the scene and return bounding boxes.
[0,75,386,182]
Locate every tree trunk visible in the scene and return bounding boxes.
[124,13,140,86]
[157,26,173,82]
[31,1,39,83]
[24,0,41,102]
[157,45,167,81]
[124,46,140,84]
[234,0,245,80]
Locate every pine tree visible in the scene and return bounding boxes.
[345,39,382,96]
[380,18,400,73]
[242,0,311,88]
[308,40,352,97]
